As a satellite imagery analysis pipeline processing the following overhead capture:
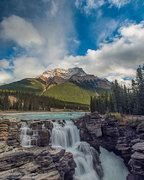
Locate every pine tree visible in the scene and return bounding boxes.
[136,65,144,114]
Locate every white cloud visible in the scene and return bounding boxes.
[75,0,105,14]
[0,59,11,69]
[106,74,132,87]
[75,0,130,14]
[50,22,144,86]
[13,57,45,80]
[0,71,12,84]
[51,0,58,16]
[0,1,78,84]
[0,3,143,87]
[108,0,130,8]
[1,15,43,47]
[1,22,144,86]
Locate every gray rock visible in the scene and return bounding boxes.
[0,146,75,180]
[132,142,144,152]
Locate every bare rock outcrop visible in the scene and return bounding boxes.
[0,146,75,180]
[0,117,21,149]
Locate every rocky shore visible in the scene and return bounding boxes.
[72,113,144,180]
[0,117,75,180]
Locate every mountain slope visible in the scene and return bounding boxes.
[44,82,97,104]
[0,78,45,95]
[0,67,112,105]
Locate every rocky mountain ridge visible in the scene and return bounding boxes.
[40,67,87,80]
[39,67,111,90]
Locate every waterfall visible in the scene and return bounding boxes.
[51,120,100,180]
[20,122,32,147]
[20,121,38,147]
[100,147,129,180]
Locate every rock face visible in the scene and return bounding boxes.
[129,142,144,179]
[0,117,21,150]
[40,67,87,80]
[0,146,75,180]
[73,113,144,180]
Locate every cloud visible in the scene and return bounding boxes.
[75,0,130,14]
[1,22,144,86]
[50,0,58,16]
[1,15,43,47]
[13,56,45,80]
[0,71,12,84]
[0,1,142,87]
[82,22,144,79]
[92,18,119,44]
[108,0,130,8]
[0,59,11,69]
[50,22,144,85]
[0,57,45,84]
[75,0,105,14]
[0,0,78,84]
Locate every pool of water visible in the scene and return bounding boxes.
[3,112,86,120]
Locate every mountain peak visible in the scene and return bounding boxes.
[41,67,87,80]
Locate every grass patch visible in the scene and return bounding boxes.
[107,113,144,125]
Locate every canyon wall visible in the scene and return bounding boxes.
[73,113,144,180]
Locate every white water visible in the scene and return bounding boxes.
[20,121,39,147]
[20,122,32,147]
[100,147,129,180]
[51,120,100,180]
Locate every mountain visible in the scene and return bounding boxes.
[0,67,111,105]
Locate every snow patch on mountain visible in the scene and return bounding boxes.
[41,67,87,79]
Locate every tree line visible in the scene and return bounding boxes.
[0,90,89,111]
[90,65,144,115]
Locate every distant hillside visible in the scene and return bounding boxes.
[0,67,112,105]
[0,78,45,95]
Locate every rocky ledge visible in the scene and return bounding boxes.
[72,113,144,180]
[0,146,75,180]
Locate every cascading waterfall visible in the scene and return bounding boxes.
[100,147,129,180]
[20,121,39,147]
[51,120,100,180]
[20,121,32,147]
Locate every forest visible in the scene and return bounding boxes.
[0,90,89,111]
[90,65,144,115]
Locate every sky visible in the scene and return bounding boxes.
[0,0,144,85]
